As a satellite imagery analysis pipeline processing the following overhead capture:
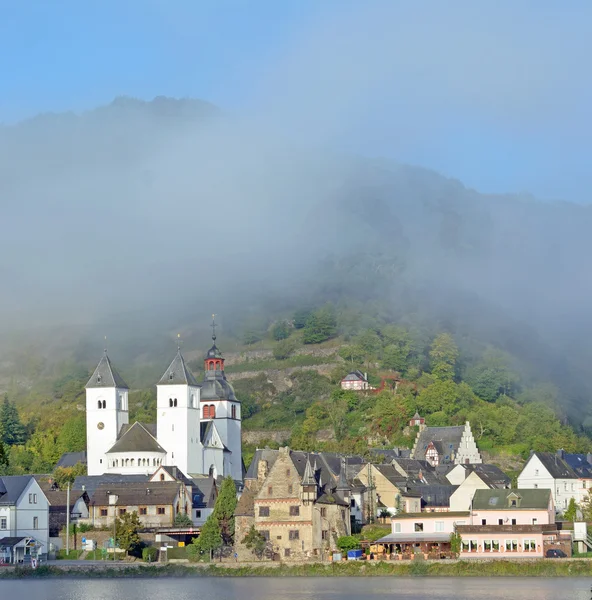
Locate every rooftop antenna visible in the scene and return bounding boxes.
[212,314,217,342]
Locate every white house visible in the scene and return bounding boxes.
[448,464,511,512]
[0,476,49,563]
[84,324,243,483]
[340,371,369,391]
[517,451,584,513]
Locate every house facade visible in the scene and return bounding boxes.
[411,422,481,466]
[236,447,351,561]
[517,451,583,512]
[340,371,369,391]
[448,465,511,512]
[0,476,49,562]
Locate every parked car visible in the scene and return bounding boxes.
[546,549,567,558]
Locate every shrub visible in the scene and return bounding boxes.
[142,546,158,563]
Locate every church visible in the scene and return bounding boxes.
[84,329,243,482]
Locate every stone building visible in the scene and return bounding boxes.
[411,421,482,466]
[236,447,352,561]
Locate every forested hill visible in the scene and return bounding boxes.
[1,96,592,461]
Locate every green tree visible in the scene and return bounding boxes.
[273,337,298,360]
[371,391,411,439]
[192,513,222,560]
[338,345,366,366]
[564,497,578,522]
[336,535,360,553]
[242,524,268,559]
[242,330,263,346]
[450,532,462,556]
[116,511,142,555]
[213,476,238,545]
[465,348,519,402]
[56,415,86,453]
[52,463,87,489]
[429,333,458,381]
[580,491,592,522]
[416,380,474,415]
[0,441,8,474]
[174,512,193,527]
[0,396,27,446]
[328,390,349,442]
[292,309,311,329]
[303,305,337,344]
[271,321,291,341]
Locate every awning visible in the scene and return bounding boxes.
[0,537,26,549]
[376,533,452,544]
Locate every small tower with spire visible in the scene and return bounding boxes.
[301,456,318,504]
[200,315,243,482]
[85,350,129,476]
[156,336,201,475]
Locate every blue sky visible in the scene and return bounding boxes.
[2,0,591,201]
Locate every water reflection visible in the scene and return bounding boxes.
[0,577,590,600]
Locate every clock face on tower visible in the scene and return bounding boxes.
[97,422,105,430]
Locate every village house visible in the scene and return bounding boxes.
[236,447,352,561]
[409,412,425,428]
[340,371,370,391]
[411,421,482,466]
[517,450,584,513]
[35,478,89,549]
[456,488,564,558]
[0,476,50,563]
[448,464,511,512]
[86,481,192,529]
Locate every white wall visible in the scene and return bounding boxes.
[449,471,490,512]
[14,479,49,557]
[106,451,166,474]
[86,387,128,476]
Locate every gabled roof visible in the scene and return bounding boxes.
[157,350,199,386]
[472,488,551,510]
[189,475,217,508]
[466,464,511,488]
[372,464,407,487]
[408,483,458,508]
[89,481,183,507]
[301,457,316,486]
[412,425,465,463]
[73,474,150,496]
[341,370,367,382]
[0,476,33,505]
[86,353,129,389]
[529,452,578,480]
[370,448,411,461]
[153,466,193,487]
[563,453,592,479]
[35,478,88,510]
[245,448,281,480]
[107,422,166,454]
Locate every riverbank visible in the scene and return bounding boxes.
[2,559,592,578]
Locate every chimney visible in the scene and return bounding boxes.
[257,459,268,483]
[556,449,565,460]
[587,453,592,465]
[364,372,368,382]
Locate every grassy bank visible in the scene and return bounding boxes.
[2,560,592,579]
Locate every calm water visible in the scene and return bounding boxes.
[0,578,591,600]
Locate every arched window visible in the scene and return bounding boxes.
[210,404,216,418]
[203,405,210,419]
[131,459,135,467]
[173,398,178,407]
[160,473,165,481]
[102,400,106,409]
[98,400,102,409]
[231,404,237,419]
[169,398,173,407]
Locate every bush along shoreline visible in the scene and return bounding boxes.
[3,560,592,579]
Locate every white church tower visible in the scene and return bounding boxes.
[199,319,243,482]
[85,352,129,476]
[156,347,201,476]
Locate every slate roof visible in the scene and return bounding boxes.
[158,350,199,386]
[73,474,150,496]
[158,466,193,487]
[0,476,33,505]
[245,448,281,480]
[408,484,458,508]
[392,458,433,478]
[35,479,87,509]
[0,537,26,548]
[86,353,129,389]
[90,481,183,507]
[466,464,511,488]
[373,464,407,487]
[412,426,465,463]
[341,370,367,382]
[531,452,578,479]
[472,488,551,510]
[56,451,87,468]
[370,448,411,461]
[205,343,224,359]
[199,377,237,401]
[561,453,592,479]
[107,422,166,454]
[189,476,217,509]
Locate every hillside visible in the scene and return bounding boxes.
[2,96,592,473]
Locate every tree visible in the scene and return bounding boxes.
[328,391,348,442]
[292,309,311,329]
[449,532,462,556]
[336,535,360,553]
[56,415,86,453]
[116,511,142,555]
[174,512,193,527]
[213,476,238,545]
[52,463,87,489]
[273,338,298,360]
[242,525,268,559]
[379,508,391,523]
[429,333,458,381]
[0,396,27,446]
[564,497,578,522]
[191,513,222,560]
[465,348,519,402]
[0,441,8,471]
[580,491,592,522]
[242,330,263,346]
[271,320,290,341]
[302,305,337,344]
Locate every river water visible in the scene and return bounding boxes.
[0,577,590,600]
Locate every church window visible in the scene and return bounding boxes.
[210,404,216,418]
[231,404,237,419]
[169,373,174,380]
[203,405,209,419]
[97,375,102,383]
[98,401,102,409]
[160,474,165,481]
[131,459,135,467]
[172,424,174,432]
[268,486,273,496]
[102,400,106,409]
[169,399,173,407]
[288,484,293,494]
[195,510,201,518]
[174,398,178,407]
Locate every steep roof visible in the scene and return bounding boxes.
[412,425,465,462]
[86,353,129,389]
[107,422,166,454]
[301,457,316,486]
[561,453,592,479]
[35,478,88,510]
[467,464,511,488]
[0,476,32,505]
[472,488,551,510]
[341,370,367,382]
[73,474,150,496]
[370,448,411,461]
[531,452,578,480]
[56,451,87,468]
[373,464,407,487]
[90,481,183,507]
[155,466,194,487]
[245,448,281,480]
[158,350,199,386]
[409,484,458,508]
[190,476,217,508]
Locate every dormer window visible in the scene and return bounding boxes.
[169,372,174,380]
[97,375,102,383]
[507,493,521,508]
